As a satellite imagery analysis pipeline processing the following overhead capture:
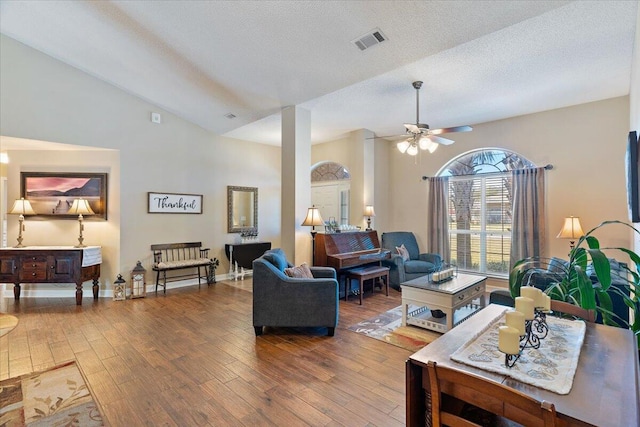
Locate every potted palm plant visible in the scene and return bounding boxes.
[509,220,640,349]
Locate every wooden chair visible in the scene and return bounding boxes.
[550,300,596,323]
[427,361,558,427]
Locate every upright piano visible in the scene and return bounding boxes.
[314,230,391,293]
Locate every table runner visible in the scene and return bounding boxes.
[450,308,586,394]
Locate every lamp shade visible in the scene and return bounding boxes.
[364,205,376,217]
[68,199,95,216]
[9,198,36,215]
[557,216,584,239]
[301,207,324,227]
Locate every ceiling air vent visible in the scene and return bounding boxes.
[352,28,387,51]
[224,113,237,119]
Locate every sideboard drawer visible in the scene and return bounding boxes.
[19,268,47,281]
[22,261,47,270]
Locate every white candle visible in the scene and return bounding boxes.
[521,287,543,308]
[515,296,535,320]
[543,294,551,311]
[505,310,525,335]
[499,325,521,354]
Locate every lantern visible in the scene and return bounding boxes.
[113,274,126,301]
[130,261,147,298]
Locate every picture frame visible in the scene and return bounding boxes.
[21,172,108,220]
[148,192,203,214]
[626,131,639,223]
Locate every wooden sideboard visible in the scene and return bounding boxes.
[0,246,102,305]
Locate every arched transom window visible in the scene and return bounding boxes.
[311,162,351,182]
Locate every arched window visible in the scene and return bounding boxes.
[311,162,351,225]
[437,148,535,275]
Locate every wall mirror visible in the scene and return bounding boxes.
[227,186,258,233]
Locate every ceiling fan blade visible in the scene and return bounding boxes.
[428,135,455,145]
[367,134,411,141]
[429,125,473,135]
[404,123,421,134]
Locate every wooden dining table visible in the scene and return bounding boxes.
[406,304,640,427]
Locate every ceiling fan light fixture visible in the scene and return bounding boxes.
[418,136,439,153]
[418,136,430,150]
[406,144,419,156]
[397,140,410,154]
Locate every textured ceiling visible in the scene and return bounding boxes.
[0,1,637,148]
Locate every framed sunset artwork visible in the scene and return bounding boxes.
[21,172,108,220]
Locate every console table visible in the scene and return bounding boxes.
[224,242,271,280]
[0,246,102,305]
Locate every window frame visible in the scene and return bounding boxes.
[439,148,534,277]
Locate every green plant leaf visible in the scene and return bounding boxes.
[584,235,600,249]
[572,265,597,309]
[588,248,611,291]
[594,287,614,325]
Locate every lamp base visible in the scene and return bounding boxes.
[14,218,25,247]
[310,230,317,266]
[74,218,86,248]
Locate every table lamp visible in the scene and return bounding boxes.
[68,198,95,247]
[557,216,584,249]
[301,206,324,265]
[364,205,376,231]
[8,197,36,247]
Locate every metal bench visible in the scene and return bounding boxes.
[151,242,217,294]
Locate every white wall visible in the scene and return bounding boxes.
[1,31,634,296]
[0,34,281,295]
[388,96,630,275]
[312,130,390,231]
[630,7,640,258]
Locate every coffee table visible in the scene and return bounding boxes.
[400,272,486,333]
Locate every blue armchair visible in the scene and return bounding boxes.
[252,248,339,336]
[381,231,443,289]
[493,257,633,327]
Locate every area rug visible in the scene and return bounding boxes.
[0,360,105,426]
[0,313,19,337]
[348,305,442,352]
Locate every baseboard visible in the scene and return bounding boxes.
[0,276,228,300]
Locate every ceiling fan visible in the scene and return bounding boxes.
[383,81,472,156]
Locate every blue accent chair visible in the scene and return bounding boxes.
[252,248,339,336]
[380,231,443,289]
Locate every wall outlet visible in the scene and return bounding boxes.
[151,112,162,124]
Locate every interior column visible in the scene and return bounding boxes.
[281,106,312,265]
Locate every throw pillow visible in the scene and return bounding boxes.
[284,262,314,279]
[396,244,410,261]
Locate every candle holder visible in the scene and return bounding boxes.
[520,308,549,350]
[504,351,522,368]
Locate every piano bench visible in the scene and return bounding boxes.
[346,266,390,305]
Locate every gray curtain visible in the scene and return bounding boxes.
[428,176,450,263]
[510,167,546,269]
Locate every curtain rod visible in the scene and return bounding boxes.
[421,164,553,181]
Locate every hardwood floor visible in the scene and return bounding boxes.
[0,279,412,426]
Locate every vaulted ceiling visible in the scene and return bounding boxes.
[0,1,637,148]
